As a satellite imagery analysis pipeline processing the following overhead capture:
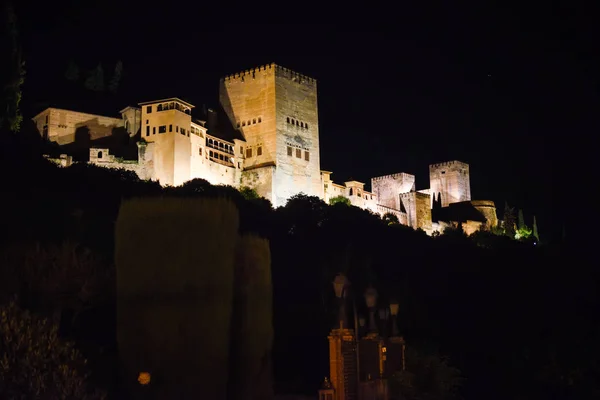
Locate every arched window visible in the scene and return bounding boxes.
[286,117,290,123]
[157,104,163,111]
[98,151,103,159]
[258,117,262,123]
[252,118,256,124]
[349,188,353,196]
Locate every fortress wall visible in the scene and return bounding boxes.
[371,173,415,210]
[429,160,471,207]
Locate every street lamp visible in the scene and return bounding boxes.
[364,286,378,334]
[378,308,390,338]
[389,299,399,337]
[333,273,349,329]
[332,273,361,395]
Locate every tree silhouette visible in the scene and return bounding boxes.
[533,216,539,242]
[0,301,106,399]
[518,209,525,230]
[65,59,80,82]
[84,63,105,92]
[108,60,123,93]
[503,201,516,238]
[0,2,25,133]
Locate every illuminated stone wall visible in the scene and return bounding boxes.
[400,192,432,232]
[220,64,321,207]
[429,160,471,207]
[371,173,416,210]
[470,200,498,228]
[241,165,275,203]
[273,65,321,207]
[32,108,123,145]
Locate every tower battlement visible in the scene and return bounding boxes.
[221,63,317,86]
[429,160,469,171]
[372,172,414,182]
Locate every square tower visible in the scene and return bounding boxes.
[219,63,321,207]
[429,160,471,207]
[138,98,194,186]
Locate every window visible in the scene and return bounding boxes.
[159,125,167,133]
[252,118,256,124]
[246,148,252,158]
[349,188,354,195]
[146,106,152,113]
[181,128,186,136]
[146,119,149,124]
[257,146,262,156]
[157,104,163,111]
[146,126,150,136]
[304,150,309,161]
[176,126,179,132]
[306,123,309,129]
[153,127,156,135]
[296,148,301,158]
[98,151,103,159]
[287,146,292,156]
[286,117,290,123]
[258,117,262,123]
[199,148,202,156]
[169,124,173,132]
[242,121,246,126]
[240,146,243,154]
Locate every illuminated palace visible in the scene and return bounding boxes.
[34,63,498,234]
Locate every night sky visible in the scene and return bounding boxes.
[15,2,596,240]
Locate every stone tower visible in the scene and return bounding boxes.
[138,98,194,186]
[219,63,321,207]
[429,160,471,208]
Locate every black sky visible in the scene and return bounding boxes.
[14,1,597,240]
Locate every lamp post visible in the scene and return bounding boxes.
[332,273,361,398]
[333,273,349,329]
[378,308,390,338]
[364,286,378,334]
[389,299,399,337]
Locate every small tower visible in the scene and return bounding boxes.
[429,160,471,207]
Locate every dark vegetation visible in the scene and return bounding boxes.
[0,126,594,398]
[1,4,596,399]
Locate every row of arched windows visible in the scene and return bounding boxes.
[286,117,309,129]
[236,117,262,128]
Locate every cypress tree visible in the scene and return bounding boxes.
[517,209,525,230]
[108,60,123,93]
[0,2,25,134]
[503,201,516,238]
[84,63,104,92]
[64,59,79,82]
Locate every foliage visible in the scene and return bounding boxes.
[517,209,525,231]
[0,2,25,133]
[0,301,106,399]
[239,186,260,200]
[0,241,114,331]
[329,195,351,206]
[115,196,239,399]
[502,201,516,238]
[229,234,274,400]
[389,346,462,400]
[383,212,400,225]
[84,64,105,92]
[533,216,539,242]
[515,225,533,240]
[108,60,123,94]
[65,59,80,82]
